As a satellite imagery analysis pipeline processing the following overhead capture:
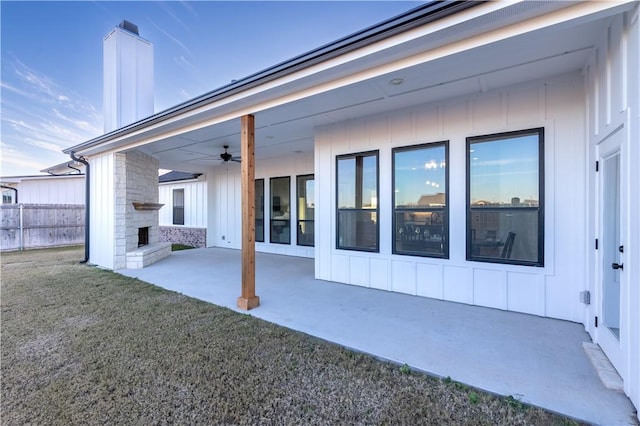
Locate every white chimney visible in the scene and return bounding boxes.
[103,20,154,133]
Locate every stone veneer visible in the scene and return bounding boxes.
[114,150,170,269]
[160,226,207,248]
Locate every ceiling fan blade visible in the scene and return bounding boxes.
[220,145,242,162]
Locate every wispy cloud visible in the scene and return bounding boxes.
[174,55,199,74]
[472,158,535,167]
[147,17,194,58]
[161,2,196,36]
[0,141,56,175]
[24,138,65,153]
[52,109,101,135]
[0,81,33,98]
[1,57,102,175]
[177,1,197,18]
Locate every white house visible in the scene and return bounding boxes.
[157,170,207,247]
[63,1,640,417]
[1,161,86,250]
[1,161,85,204]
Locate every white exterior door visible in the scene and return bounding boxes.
[597,128,627,379]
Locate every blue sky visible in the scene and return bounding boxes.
[1,1,421,177]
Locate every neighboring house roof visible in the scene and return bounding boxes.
[417,193,445,206]
[40,160,85,175]
[159,171,203,183]
[1,162,85,188]
[1,174,84,185]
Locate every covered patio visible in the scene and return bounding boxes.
[120,247,636,425]
[65,2,640,420]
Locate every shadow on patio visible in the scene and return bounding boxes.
[120,247,636,425]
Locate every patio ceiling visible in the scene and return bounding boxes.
[127,2,626,173]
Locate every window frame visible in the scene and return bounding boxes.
[392,141,449,258]
[335,150,379,252]
[466,128,545,266]
[270,176,291,245]
[255,178,264,243]
[172,188,185,225]
[296,174,315,247]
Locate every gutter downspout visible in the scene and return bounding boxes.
[1,185,18,203]
[70,152,90,263]
[67,163,82,174]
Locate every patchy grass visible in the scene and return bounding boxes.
[1,247,583,425]
[171,243,195,251]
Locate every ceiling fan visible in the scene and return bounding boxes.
[220,145,241,163]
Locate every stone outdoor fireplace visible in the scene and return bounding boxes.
[114,150,171,269]
[125,200,170,268]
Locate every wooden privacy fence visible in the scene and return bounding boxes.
[1,204,85,251]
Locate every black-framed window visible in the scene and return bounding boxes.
[393,142,449,258]
[172,189,184,225]
[467,128,544,266]
[255,179,264,242]
[296,174,315,247]
[270,176,290,244]
[336,151,379,252]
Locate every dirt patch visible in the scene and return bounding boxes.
[18,331,65,359]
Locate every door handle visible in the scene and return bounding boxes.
[612,262,624,270]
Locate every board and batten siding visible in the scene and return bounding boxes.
[158,180,207,228]
[584,8,640,415]
[210,166,241,250]
[315,71,586,324]
[14,176,84,204]
[208,154,314,258]
[89,153,115,269]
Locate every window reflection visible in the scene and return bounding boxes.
[173,189,184,225]
[467,129,544,266]
[337,151,379,251]
[337,158,355,208]
[270,176,290,244]
[393,142,448,257]
[469,134,539,207]
[297,174,314,247]
[255,179,264,242]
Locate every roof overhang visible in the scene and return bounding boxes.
[39,160,86,175]
[1,174,84,185]
[63,0,636,172]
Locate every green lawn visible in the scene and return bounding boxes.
[1,247,581,425]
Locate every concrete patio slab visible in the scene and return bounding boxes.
[120,247,636,425]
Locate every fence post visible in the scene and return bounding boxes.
[19,204,24,251]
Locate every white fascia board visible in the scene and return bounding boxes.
[0,179,22,185]
[14,175,84,182]
[73,0,636,158]
[158,178,202,186]
[1,175,83,187]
